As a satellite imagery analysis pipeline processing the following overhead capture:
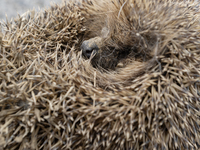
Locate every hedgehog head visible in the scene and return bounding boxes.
[80,0,159,70]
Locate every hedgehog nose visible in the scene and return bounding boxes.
[81,40,99,59]
[81,42,93,59]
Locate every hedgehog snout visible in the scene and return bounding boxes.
[81,41,98,58]
[81,37,102,59]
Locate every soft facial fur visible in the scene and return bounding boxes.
[80,0,174,74]
[80,0,200,80]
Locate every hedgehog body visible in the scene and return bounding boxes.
[0,0,200,149]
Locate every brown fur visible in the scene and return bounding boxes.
[0,0,200,149]
[81,0,200,83]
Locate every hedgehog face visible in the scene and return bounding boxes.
[81,37,134,70]
[81,37,118,69]
[81,28,134,70]
[81,27,120,69]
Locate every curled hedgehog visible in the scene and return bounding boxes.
[0,0,200,149]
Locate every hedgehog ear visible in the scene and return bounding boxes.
[101,27,110,38]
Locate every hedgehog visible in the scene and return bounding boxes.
[0,0,200,150]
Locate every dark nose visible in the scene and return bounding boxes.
[81,40,99,59]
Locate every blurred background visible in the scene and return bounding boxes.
[0,0,63,21]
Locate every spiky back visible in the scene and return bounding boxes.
[0,0,200,149]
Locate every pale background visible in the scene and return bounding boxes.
[0,0,63,21]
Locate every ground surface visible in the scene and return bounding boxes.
[0,0,62,21]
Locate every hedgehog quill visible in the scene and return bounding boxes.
[0,0,200,149]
